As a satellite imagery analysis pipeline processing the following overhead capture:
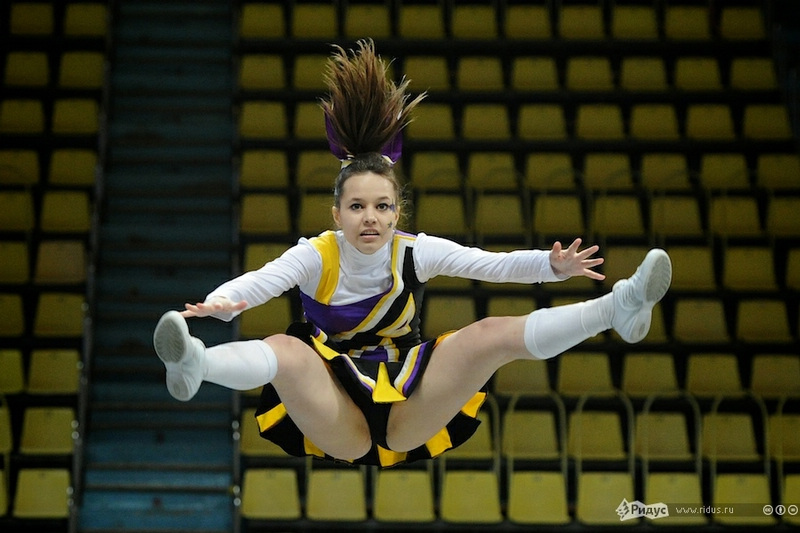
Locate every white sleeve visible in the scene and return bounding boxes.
[204,239,321,321]
[413,233,567,284]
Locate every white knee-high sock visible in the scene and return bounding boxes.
[203,340,278,390]
[523,293,615,360]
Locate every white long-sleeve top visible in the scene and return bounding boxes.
[206,231,566,322]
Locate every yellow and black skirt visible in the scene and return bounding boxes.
[253,322,486,468]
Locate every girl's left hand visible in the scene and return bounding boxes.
[549,238,606,280]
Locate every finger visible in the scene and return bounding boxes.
[567,238,582,254]
[179,309,197,318]
[584,269,606,281]
[576,244,600,259]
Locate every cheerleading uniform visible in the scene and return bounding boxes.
[204,229,564,466]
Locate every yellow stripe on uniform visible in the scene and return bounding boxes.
[255,403,288,433]
[460,390,487,418]
[372,362,407,403]
[377,445,408,467]
[309,231,340,305]
[425,427,453,458]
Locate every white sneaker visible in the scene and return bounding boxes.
[153,310,206,401]
[611,249,672,343]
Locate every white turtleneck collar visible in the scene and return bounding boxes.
[333,230,394,304]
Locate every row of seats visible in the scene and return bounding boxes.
[236,148,800,193]
[238,53,779,93]
[0,98,101,138]
[237,100,793,142]
[2,50,106,92]
[2,2,107,39]
[238,2,768,42]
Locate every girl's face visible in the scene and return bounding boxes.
[332,172,400,255]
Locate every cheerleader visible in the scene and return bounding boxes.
[153,40,671,467]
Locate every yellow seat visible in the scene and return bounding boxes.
[756,153,800,191]
[601,246,649,287]
[243,242,289,272]
[440,470,502,524]
[474,194,525,241]
[466,152,517,191]
[27,349,81,395]
[645,473,707,525]
[3,51,49,86]
[306,468,367,521]
[664,6,710,40]
[505,5,551,39]
[533,194,584,238]
[576,472,635,525]
[769,413,800,462]
[635,412,692,461]
[20,407,76,455]
[743,104,792,140]
[511,57,558,91]
[751,355,800,399]
[409,151,461,191]
[239,150,288,190]
[52,98,99,135]
[461,104,510,140]
[582,153,633,190]
[784,475,800,526]
[239,296,292,339]
[63,3,108,37]
[502,410,559,460]
[239,3,284,39]
[674,57,722,91]
[566,57,613,91]
[238,408,287,457]
[0,149,39,186]
[611,5,657,40]
[398,5,443,39]
[295,150,338,191]
[575,104,624,140]
[788,248,800,289]
[58,51,105,89]
[422,295,476,339]
[344,4,390,38]
[238,101,287,139]
[35,240,87,285]
[640,153,690,191]
[559,5,604,40]
[293,101,324,140]
[622,353,679,398]
[0,349,25,394]
[291,54,328,91]
[668,246,716,291]
[291,3,336,38]
[722,246,777,291]
[238,55,285,90]
[713,474,776,526]
[730,57,777,90]
[0,402,12,455]
[0,293,25,337]
[0,467,6,516]
[518,104,566,140]
[241,468,300,520]
[403,56,450,91]
[457,57,503,91]
[10,3,54,35]
[406,104,454,140]
[699,153,750,191]
[48,149,98,186]
[720,7,766,40]
[619,57,667,92]
[373,468,435,522]
[709,196,763,238]
[673,300,730,344]
[650,195,704,238]
[568,411,626,460]
[767,197,800,237]
[685,353,742,397]
[493,359,550,397]
[13,469,71,519]
[33,293,85,338]
[686,104,736,140]
[0,241,29,284]
[525,153,575,190]
[0,99,45,133]
[413,193,467,237]
[590,194,644,238]
[737,299,792,343]
[629,104,679,140]
[297,193,333,236]
[507,471,569,524]
[40,191,92,233]
[451,5,497,39]
[558,352,614,397]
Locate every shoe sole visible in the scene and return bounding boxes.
[642,249,672,306]
[153,310,189,365]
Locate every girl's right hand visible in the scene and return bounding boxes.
[181,296,248,318]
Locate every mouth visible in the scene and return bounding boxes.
[360,229,380,239]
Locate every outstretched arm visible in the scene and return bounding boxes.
[549,238,605,280]
[181,296,248,318]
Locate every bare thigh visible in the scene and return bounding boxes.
[265,334,372,460]
[385,316,528,452]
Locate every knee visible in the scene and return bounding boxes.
[261,334,313,374]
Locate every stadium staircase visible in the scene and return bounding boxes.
[78,1,237,531]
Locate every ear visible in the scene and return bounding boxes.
[331,205,341,227]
